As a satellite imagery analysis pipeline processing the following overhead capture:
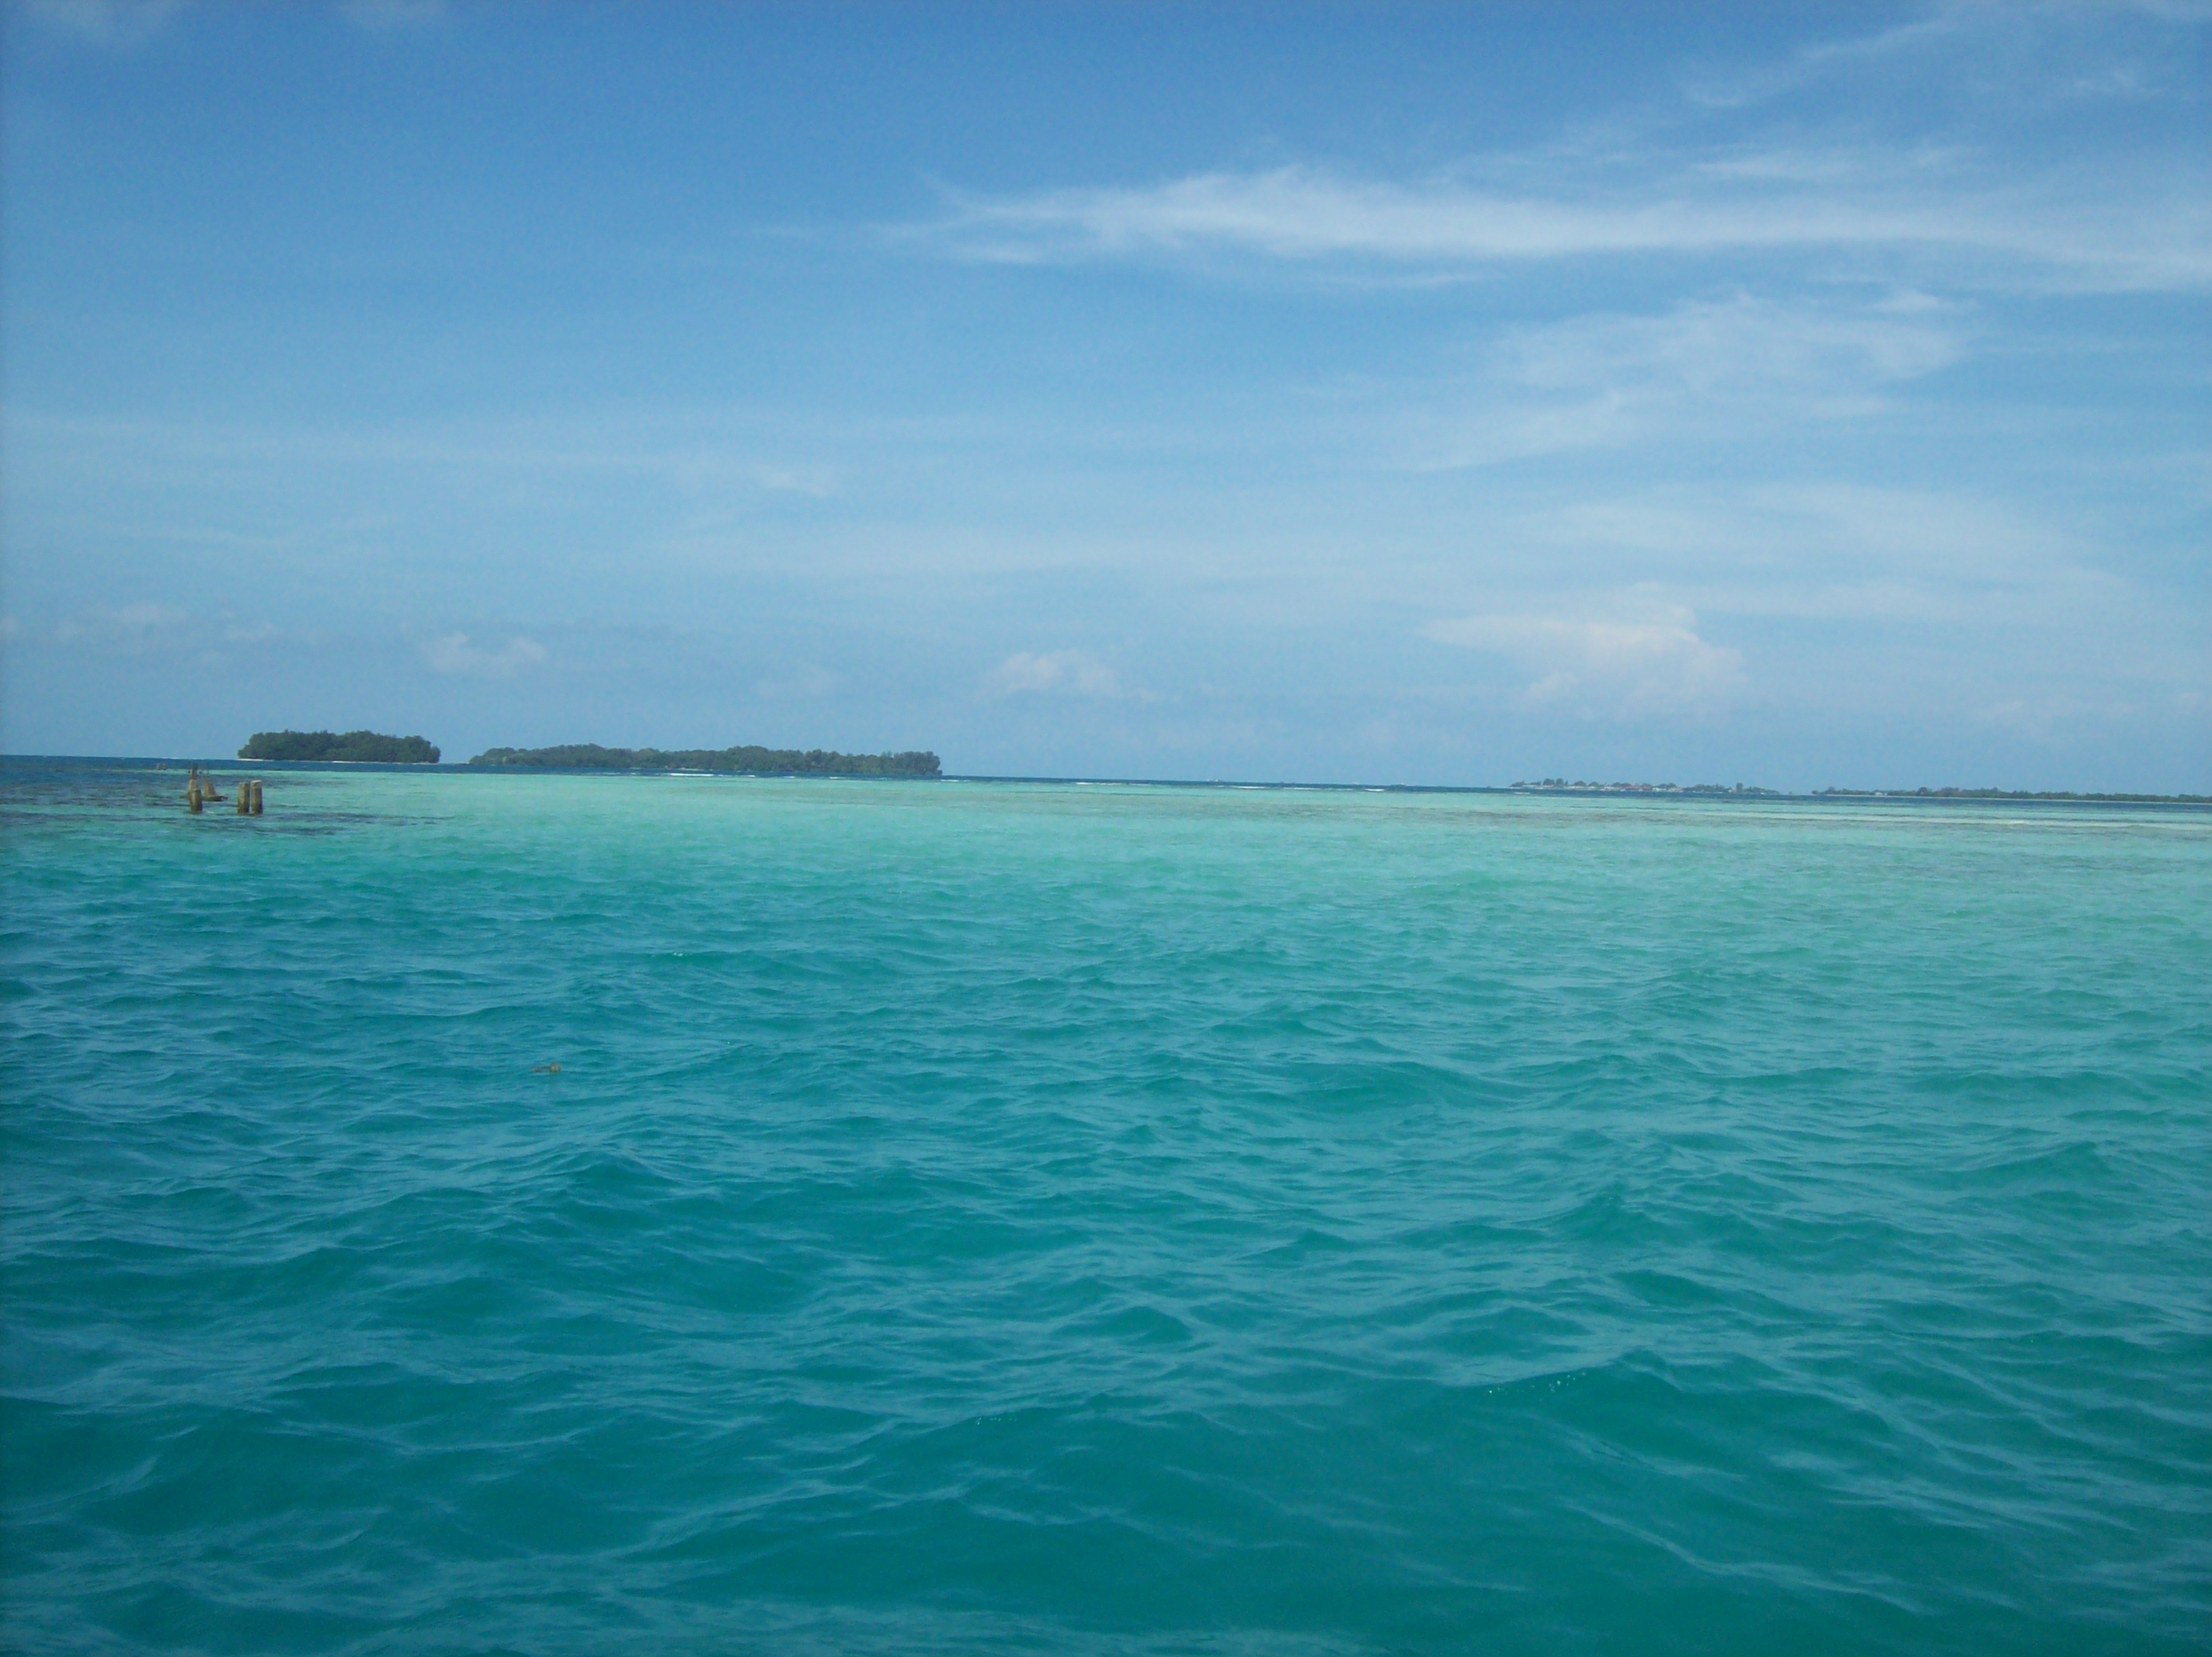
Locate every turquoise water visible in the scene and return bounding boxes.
[4,761,2208,1655]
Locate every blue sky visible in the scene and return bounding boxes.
[3,1,2205,787]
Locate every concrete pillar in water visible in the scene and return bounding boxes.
[237,781,251,814]
[188,783,203,813]
[250,780,264,815]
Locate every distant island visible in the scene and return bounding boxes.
[240,730,440,763]
[1503,778,2207,804]
[1815,787,2211,804]
[1511,779,1780,796]
[468,743,941,777]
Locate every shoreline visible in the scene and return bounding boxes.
[4,753,2208,807]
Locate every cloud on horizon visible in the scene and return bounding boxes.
[983,650,1127,700]
[419,634,548,679]
[1426,595,1747,719]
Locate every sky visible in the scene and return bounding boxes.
[2,0,2206,789]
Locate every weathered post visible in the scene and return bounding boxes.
[188,782,203,813]
[250,780,264,815]
[237,781,251,814]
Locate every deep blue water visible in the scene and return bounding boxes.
[4,761,2208,1654]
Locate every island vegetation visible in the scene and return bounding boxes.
[1815,786,2211,803]
[240,730,440,763]
[1511,779,1780,796]
[467,743,941,777]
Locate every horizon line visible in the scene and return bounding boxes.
[4,752,2207,806]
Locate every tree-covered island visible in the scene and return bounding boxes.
[468,743,941,777]
[241,730,441,762]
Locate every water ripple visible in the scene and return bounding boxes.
[4,763,2208,1654]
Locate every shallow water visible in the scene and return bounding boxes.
[4,761,2208,1655]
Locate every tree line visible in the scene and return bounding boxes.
[240,731,441,763]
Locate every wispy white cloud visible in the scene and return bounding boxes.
[419,633,547,678]
[1504,293,1963,398]
[983,649,1126,700]
[1463,482,2206,704]
[1497,484,2105,634]
[1682,7,1967,108]
[17,0,183,46]
[937,165,1900,263]
[1685,0,2210,111]
[754,664,842,699]
[338,0,444,27]
[3,406,851,512]
[22,0,449,40]
[1425,592,1745,719]
[1972,693,2123,743]
[109,601,187,633]
[927,160,2209,292]
[1543,482,2078,589]
[53,602,190,646]
[1410,292,1968,467]
[749,463,838,497]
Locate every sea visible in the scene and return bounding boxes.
[3,759,2207,1655]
